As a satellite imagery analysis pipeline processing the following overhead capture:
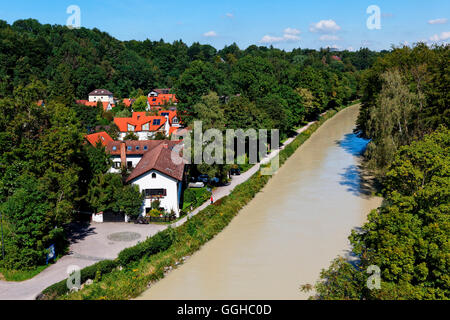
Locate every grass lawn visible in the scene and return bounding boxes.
[0,265,49,282]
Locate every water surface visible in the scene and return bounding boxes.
[139,105,382,300]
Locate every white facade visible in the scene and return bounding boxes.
[129,169,183,217]
[89,93,114,103]
[109,155,142,173]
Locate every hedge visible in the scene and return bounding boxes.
[38,228,174,299]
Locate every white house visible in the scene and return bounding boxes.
[125,143,186,217]
[103,140,185,218]
[88,89,114,104]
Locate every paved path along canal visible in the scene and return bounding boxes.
[138,104,382,300]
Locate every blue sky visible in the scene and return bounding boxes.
[0,0,449,51]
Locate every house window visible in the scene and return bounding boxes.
[127,161,133,169]
[172,117,179,124]
[152,173,157,179]
[153,119,161,126]
[127,146,132,151]
[127,124,135,132]
[143,146,148,151]
[144,189,167,198]
[112,146,117,151]
[161,112,169,117]
[136,146,140,151]
[142,122,149,131]
[113,162,121,169]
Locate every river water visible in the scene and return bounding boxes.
[138,105,382,300]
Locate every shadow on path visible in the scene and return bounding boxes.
[65,222,97,245]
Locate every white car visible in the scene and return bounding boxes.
[188,182,205,188]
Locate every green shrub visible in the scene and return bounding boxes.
[39,259,118,299]
[117,229,175,266]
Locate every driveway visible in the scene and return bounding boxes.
[0,222,165,300]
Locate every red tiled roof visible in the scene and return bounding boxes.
[85,132,114,147]
[158,110,178,124]
[113,112,167,132]
[76,100,115,111]
[169,127,178,136]
[122,98,135,107]
[126,144,185,182]
[147,94,178,106]
[106,140,181,156]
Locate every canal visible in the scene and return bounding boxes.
[138,105,382,300]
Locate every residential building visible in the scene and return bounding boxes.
[76,99,115,112]
[113,112,171,140]
[126,143,186,217]
[88,89,114,104]
[85,131,114,147]
[104,140,185,217]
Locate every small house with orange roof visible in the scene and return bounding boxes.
[113,112,171,140]
[85,131,114,147]
[76,99,115,112]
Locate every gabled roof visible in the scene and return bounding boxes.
[153,88,171,95]
[158,110,178,124]
[89,89,113,96]
[122,98,135,107]
[113,112,167,132]
[126,143,185,182]
[106,140,181,156]
[147,94,178,106]
[85,132,114,147]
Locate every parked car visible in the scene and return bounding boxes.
[188,181,205,188]
[209,177,220,185]
[230,168,241,176]
[197,174,210,183]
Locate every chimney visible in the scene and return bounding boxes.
[120,141,126,168]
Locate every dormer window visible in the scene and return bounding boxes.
[127,124,135,132]
[142,122,149,131]
[172,117,179,124]
[153,119,161,126]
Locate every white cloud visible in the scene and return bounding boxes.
[226,13,234,18]
[428,18,448,25]
[260,35,285,43]
[309,19,341,33]
[260,27,301,44]
[283,34,301,41]
[319,34,340,41]
[429,31,450,42]
[284,27,301,35]
[327,44,341,50]
[203,31,218,37]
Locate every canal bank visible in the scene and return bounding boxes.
[138,104,382,300]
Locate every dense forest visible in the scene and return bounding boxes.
[308,44,449,299]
